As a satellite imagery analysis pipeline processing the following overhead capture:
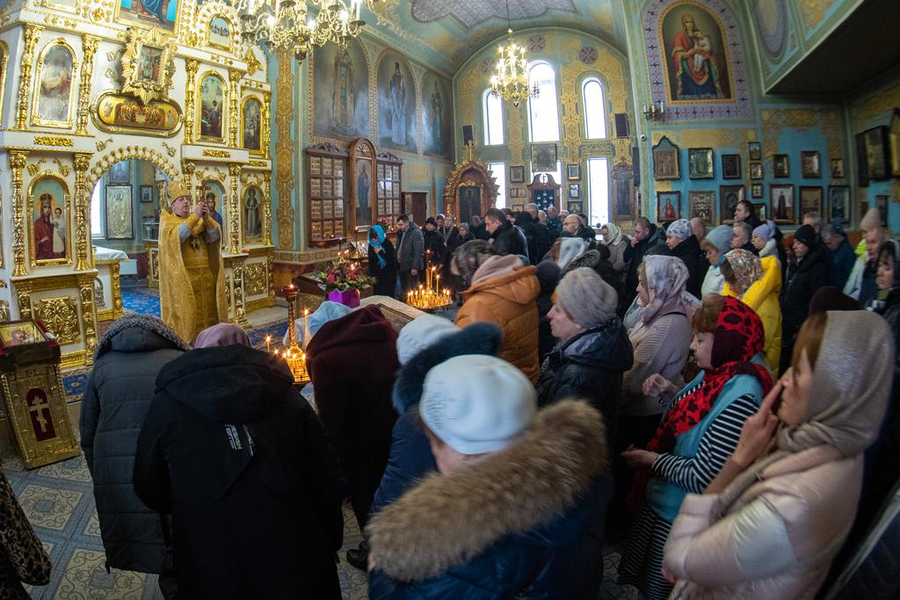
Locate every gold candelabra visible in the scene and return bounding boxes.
[406,255,452,311]
[275,284,311,384]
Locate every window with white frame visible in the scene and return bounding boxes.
[488,161,507,209]
[588,158,610,227]
[483,89,504,145]
[91,183,103,238]
[582,78,607,139]
[527,62,560,142]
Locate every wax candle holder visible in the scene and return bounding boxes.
[281,284,310,384]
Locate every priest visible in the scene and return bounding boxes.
[159,180,227,343]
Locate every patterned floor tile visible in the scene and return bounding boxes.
[32,457,93,484]
[52,547,148,600]
[18,485,83,532]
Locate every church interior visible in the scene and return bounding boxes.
[0,0,898,597]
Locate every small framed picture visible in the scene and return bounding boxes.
[754,203,768,221]
[771,184,795,223]
[657,191,681,222]
[567,201,583,214]
[877,195,889,227]
[749,162,763,180]
[568,183,580,198]
[566,163,581,181]
[773,154,790,178]
[509,165,525,184]
[749,141,762,161]
[751,183,764,199]
[801,151,821,178]
[688,148,714,179]
[719,185,745,225]
[799,186,823,217]
[828,185,850,224]
[688,190,715,224]
[108,160,130,184]
[862,126,889,180]
[831,158,844,178]
[139,184,154,203]
[722,154,741,179]
[653,136,680,181]
[511,204,524,213]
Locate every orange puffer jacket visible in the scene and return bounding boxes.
[456,255,540,383]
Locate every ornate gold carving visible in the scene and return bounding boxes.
[244,262,267,296]
[87,147,179,189]
[443,149,500,221]
[202,149,231,158]
[74,153,92,271]
[92,92,183,137]
[181,160,196,194]
[26,158,46,176]
[263,170,272,246]
[248,160,267,167]
[52,158,71,178]
[95,138,113,152]
[76,35,100,135]
[35,296,81,345]
[34,136,74,147]
[10,151,28,277]
[231,262,249,328]
[275,52,294,249]
[261,91,271,160]
[228,69,242,148]
[16,288,32,321]
[0,41,9,128]
[184,59,199,145]
[162,142,177,157]
[77,273,98,365]
[0,301,9,323]
[110,262,123,318]
[121,27,176,105]
[14,25,43,131]
[228,163,241,254]
[225,274,231,309]
[244,47,262,76]
[31,38,79,129]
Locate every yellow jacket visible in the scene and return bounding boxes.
[722,255,783,376]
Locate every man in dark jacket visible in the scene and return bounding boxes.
[422,217,447,266]
[665,219,705,298]
[527,204,552,260]
[485,207,526,258]
[547,205,563,239]
[780,224,829,374]
[134,345,347,600]
[470,215,489,241]
[515,209,540,265]
[80,314,188,586]
[822,223,856,291]
[306,305,399,568]
[396,214,424,295]
[735,200,763,230]
[621,217,665,315]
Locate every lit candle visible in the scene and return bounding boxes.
[303,308,310,347]
[266,335,271,353]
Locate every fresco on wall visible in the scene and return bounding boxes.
[750,0,788,60]
[377,52,417,154]
[421,71,452,159]
[661,3,732,101]
[312,39,369,141]
[644,0,752,120]
[117,0,179,32]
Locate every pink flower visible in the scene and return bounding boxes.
[326,274,335,283]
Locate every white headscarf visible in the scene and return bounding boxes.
[603,222,623,246]
[641,255,700,323]
[557,238,588,271]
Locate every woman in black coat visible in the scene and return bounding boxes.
[780,224,829,373]
[368,225,398,297]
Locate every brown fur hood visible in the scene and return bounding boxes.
[367,400,607,581]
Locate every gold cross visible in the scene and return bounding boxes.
[29,395,50,433]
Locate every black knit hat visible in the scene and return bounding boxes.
[425,216,438,227]
[794,224,816,248]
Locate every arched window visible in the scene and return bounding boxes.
[528,62,560,142]
[582,78,607,139]
[483,89,504,145]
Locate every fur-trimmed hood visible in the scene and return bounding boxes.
[563,248,603,274]
[391,322,502,413]
[95,313,190,361]
[367,400,607,582]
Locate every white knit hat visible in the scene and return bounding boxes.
[396,314,458,365]
[420,355,536,455]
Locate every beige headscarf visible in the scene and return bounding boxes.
[603,222,623,246]
[713,310,894,518]
[557,238,588,270]
[641,255,700,323]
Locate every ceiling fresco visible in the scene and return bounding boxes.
[365,0,621,73]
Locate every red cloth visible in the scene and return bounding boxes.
[34,218,55,260]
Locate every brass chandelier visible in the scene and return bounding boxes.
[490,0,539,107]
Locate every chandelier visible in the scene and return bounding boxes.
[310,0,365,47]
[490,0,539,107]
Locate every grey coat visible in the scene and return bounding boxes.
[396,221,425,272]
[80,314,187,573]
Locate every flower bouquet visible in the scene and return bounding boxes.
[312,259,374,308]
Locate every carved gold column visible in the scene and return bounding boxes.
[262,91,271,160]
[266,250,275,306]
[15,282,33,321]
[228,163,241,254]
[75,35,100,136]
[262,170,272,246]
[183,59,198,145]
[111,262,123,318]
[181,160,195,194]
[77,273,98,365]
[9,151,28,276]
[274,51,294,249]
[231,260,250,328]
[74,153,92,271]
[14,25,42,131]
[228,69,242,148]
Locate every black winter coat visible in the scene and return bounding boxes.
[423,228,446,266]
[515,212,540,265]
[671,235,706,299]
[134,345,347,600]
[782,248,830,340]
[472,222,489,241]
[80,317,186,573]
[369,237,398,297]
[490,219,527,258]
[535,319,634,439]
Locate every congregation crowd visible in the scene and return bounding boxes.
[2,200,899,600]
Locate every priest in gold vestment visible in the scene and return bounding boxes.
[159,181,228,343]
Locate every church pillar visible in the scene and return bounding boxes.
[262,91,271,160]
[184,59,199,145]
[73,153,92,271]
[75,35,100,136]
[9,150,28,277]
[13,25,42,131]
[181,160,195,198]
[263,169,272,246]
[228,163,241,254]
[231,261,250,328]
[228,69,242,148]
[76,273,98,365]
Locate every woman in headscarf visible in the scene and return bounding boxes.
[662,310,893,599]
[751,221,779,261]
[721,248,783,375]
[368,224,398,297]
[194,323,251,348]
[556,237,619,293]
[601,222,628,274]
[618,295,773,600]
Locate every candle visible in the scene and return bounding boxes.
[266,335,271,353]
[303,308,310,346]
